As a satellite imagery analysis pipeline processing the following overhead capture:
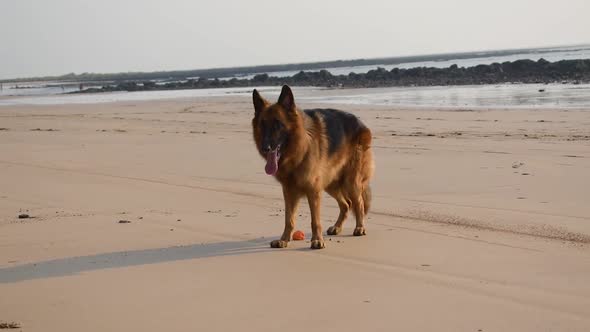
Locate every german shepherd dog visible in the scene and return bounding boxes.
[252,85,374,249]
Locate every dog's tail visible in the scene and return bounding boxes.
[362,184,372,214]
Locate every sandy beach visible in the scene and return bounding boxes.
[1,92,589,331]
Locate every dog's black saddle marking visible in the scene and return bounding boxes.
[304,108,363,155]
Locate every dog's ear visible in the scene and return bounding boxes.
[277,85,295,111]
[252,89,268,116]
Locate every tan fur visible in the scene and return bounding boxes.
[252,85,374,249]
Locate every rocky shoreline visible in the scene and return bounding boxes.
[74,58,590,93]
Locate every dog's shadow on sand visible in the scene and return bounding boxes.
[0,238,273,283]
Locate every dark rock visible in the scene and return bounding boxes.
[252,73,269,82]
[0,321,21,329]
[142,81,157,89]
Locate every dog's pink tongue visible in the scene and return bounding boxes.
[265,150,279,175]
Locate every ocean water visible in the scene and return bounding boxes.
[0,81,97,97]
[0,86,289,106]
[301,83,590,109]
[1,83,589,109]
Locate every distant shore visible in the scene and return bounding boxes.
[71,58,590,94]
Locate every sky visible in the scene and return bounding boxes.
[1,0,589,79]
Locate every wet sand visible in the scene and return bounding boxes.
[1,95,589,331]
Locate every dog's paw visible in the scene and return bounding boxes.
[326,225,342,236]
[353,227,367,236]
[270,240,288,248]
[310,239,326,249]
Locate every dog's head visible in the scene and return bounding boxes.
[252,85,298,176]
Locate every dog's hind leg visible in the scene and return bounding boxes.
[270,186,301,248]
[351,143,373,236]
[326,188,350,236]
[307,190,326,249]
[348,176,368,236]
[351,191,367,236]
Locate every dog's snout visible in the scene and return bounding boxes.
[262,144,271,153]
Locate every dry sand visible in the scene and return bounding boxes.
[1,95,589,331]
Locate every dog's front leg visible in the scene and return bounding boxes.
[270,186,301,248]
[307,190,325,249]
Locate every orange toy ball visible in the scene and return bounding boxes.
[292,230,305,241]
